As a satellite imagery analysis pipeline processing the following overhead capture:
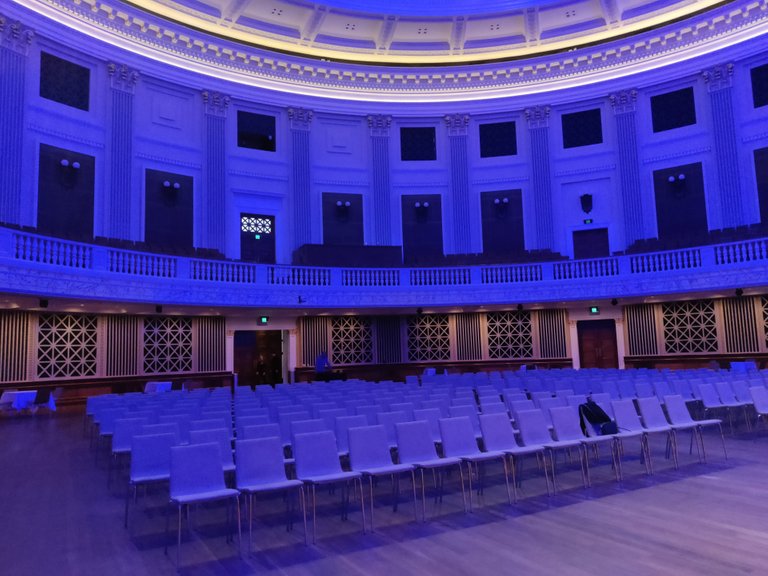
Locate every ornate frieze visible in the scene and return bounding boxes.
[702,63,735,92]
[444,114,470,137]
[525,106,550,129]
[0,16,34,55]
[367,114,391,137]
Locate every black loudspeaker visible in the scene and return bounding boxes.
[155,305,163,314]
[39,299,49,309]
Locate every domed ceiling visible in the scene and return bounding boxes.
[124,0,729,64]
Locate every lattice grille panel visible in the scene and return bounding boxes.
[0,311,29,382]
[196,317,225,372]
[37,313,98,379]
[375,316,402,364]
[406,314,451,362]
[662,300,718,354]
[537,309,568,358]
[143,317,192,374]
[331,317,373,365]
[761,297,768,350]
[456,313,482,361]
[625,304,659,356]
[722,297,759,354]
[300,317,330,367]
[487,311,533,359]
[104,315,139,376]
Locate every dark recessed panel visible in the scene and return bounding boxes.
[322,193,363,246]
[754,147,768,225]
[240,213,276,263]
[237,111,276,151]
[573,228,609,259]
[481,190,524,255]
[400,127,436,161]
[37,144,95,240]
[561,109,603,149]
[145,169,193,252]
[751,63,768,108]
[401,194,443,265]
[652,162,707,247]
[39,52,90,111]
[479,121,517,158]
[651,87,696,133]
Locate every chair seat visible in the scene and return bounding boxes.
[614,431,644,440]
[504,445,544,456]
[299,471,362,485]
[131,472,170,484]
[171,487,239,504]
[412,456,461,469]
[239,479,303,493]
[694,418,723,426]
[643,426,673,434]
[358,463,414,477]
[460,450,506,463]
[545,440,583,451]
[581,436,615,446]
[223,463,236,473]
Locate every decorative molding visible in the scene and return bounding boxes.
[608,89,637,114]
[741,132,768,144]
[367,114,391,137]
[201,90,230,116]
[314,179,370,187]
[702,63,734,92]
[0,15,34,55]
[641,146,712,165]
[227,169,289,182]
[470,176,530,185]
[108,62,139,93]
[288,107,314,131]
[554,164,617,177]
[135,152,201,169]
[525,106,550,129]
[444,113,470,136]
[26,122,105,149]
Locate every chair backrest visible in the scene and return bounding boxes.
[697,383,723,407]
[412,408,442,442]
[241,422,282,441]
[480,401,508,415]
[356,405,380,425]
[235,437,289,487]
[508,400,536,420]
[549,406,585,442]
[662,395,695,425]
[634,382,654,399]
[190,418,229,433]
[502,390,528,408]
[170,443,226,499]
[653,381,674,402]
[293,430,343,478]
[479,412,519,452]
[516,410,554,446]
[139,423,180,444]
[377,411,410,447]
[189,428,234,468]
[618,381,637,399]
[714,382,739,404]
[530,391,551,408]
[389,402,415,420]
[611,399,643,432]
[538,397,566,426]
[334,415,368,453]
[278,411,311,444]
[158,414,192,443]
[291,419,328,446]
[420,399,449,417]
[130,433,176,480]
[566,394,587,407]
[348,425,396,470]
[318,408,349,431]
[395,420,438,464]
[235,415,271,439]
[439,417,480,458]
[749,386,768,412]
[112,418,149,452]
[636,397,670,429]
[448,404,481,435]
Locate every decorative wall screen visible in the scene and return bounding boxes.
[37,313,98,379]
[537,309,568,358]
[662,300,719,354]
[625,304,659,356]
[331,316,373,365]
[455,313,483,361]
[104,315,139,376]
[300,317,331,367]
[722,297,759,353]
[486,311,533,359]
[406,314,451,362]
[374,316,402,364]
[142,316,193,374]
[0,311,30,383]
[761,296,768,349]
[196,317,226,372]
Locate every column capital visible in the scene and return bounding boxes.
[702,63,734,92]
[201,90,230,117]
[444,113,470,136]
[0,16,34,56]
[367,114,391,137]
[609,89,638,114]
[288,107,314,131]
[525,106,550,129]
[108,62,139,94]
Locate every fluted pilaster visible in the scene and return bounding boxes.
[106,63,138,239]
[525,106,553,250]
[609,89,644,246]
[367,114,392,245]
[202,90,230,252]
[703,63,743,228]
[0,16,33,224]
[289,107,314,248]
[444,113,471,254]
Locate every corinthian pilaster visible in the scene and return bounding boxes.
[289,108,314,247]
[445,114,472,253]
[525,106,553,250]
[368,114,392,245]
[202,90,230,252]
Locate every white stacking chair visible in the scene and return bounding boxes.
[124,432,176,529]
[663,395,727,461]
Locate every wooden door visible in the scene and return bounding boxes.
[577,319,618,369]
[233,330,284,387]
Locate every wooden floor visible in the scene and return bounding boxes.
[1,409,767,576]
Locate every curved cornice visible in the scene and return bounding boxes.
[8,0,768,103]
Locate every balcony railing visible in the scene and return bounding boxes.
[2,227,766,306]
